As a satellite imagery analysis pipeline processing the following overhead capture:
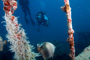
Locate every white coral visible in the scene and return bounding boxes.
[3,0,40,59]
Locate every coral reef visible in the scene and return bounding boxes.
[2,0,39,60]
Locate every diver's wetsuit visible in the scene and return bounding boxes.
[36,12,48,27]
[36,12,48,32]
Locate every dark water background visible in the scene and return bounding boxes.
[0,0,90,60]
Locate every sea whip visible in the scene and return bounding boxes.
[61,0,75,60]
[2,0,39,60]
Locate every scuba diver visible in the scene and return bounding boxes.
[36,12,48,32]
[18,0,35,25]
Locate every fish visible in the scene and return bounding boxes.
[0,36,7,51]
[37,42,56,60]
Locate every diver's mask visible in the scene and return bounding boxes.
[37,13,42,19]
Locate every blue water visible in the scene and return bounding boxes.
[0,0,90,60]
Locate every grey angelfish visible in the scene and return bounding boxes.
[0,36,7,51]
[37,42,56,60]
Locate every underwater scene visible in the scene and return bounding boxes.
[0,0,90,60]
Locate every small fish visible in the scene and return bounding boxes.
[0,36,7,51]
[61,4,70,13]
[61,6,66,12]
[37,42,56,60]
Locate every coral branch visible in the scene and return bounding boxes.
[61,0,75,60]
[2,0,39,60]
